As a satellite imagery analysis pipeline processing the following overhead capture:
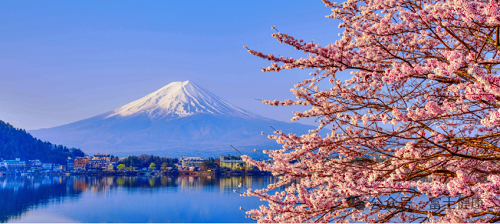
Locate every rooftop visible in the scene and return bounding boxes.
[181,157,203,161]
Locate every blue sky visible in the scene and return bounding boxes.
[0,1,343,130]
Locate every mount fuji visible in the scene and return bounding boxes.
[29,81,315,158]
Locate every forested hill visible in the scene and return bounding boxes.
[0,120,84,164]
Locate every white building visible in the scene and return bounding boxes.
[219,156,251,170]
[180,156,204,169]
[0,158,26,171]
[88,153,111,170]
[42,163,53,170]
[66,157,74,171]
[28,160,42,167]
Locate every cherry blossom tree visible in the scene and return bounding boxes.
[242,0,500,222]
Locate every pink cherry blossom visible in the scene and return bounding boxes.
[243,0,500,222]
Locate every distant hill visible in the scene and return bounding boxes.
[29,81,316,158]
[0,120,84,164]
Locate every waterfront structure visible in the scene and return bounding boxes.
[24,162,32,171]
[53,163,61,171]
[42,163,53,170]
[219,156,252,170]
[0,158,26,171]
[180,156,203,169]
[88,159,108,170]
[28,160,42,167]
[28,160,42,172]
[67,157,74,171]
[74,156,90,170]
[93,153,111,162]
[88,154,111,170]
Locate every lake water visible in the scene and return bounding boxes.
[0,175,278,223]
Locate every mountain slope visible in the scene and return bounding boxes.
[108,80,258,120]
[29,81,315,158]
[0,120,85,164]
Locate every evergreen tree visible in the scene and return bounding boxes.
[0,120,85,164]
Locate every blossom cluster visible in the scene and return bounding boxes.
[242,0,500,222]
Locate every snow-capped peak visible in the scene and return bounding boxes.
[107,81,258,120]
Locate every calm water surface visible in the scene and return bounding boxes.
[0,175,279,223]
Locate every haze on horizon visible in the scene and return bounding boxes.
[0,1,343,130]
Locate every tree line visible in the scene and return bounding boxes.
[116,155,221,171]
[0,120,85,164]
[118,154,178,169]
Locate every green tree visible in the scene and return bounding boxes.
[0,120,85,164]
[117,164,125,171]
[201,158,218,171]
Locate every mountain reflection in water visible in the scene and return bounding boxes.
[0,175,278,223]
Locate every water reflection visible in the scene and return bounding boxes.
[0,176,83,223]
[0,175,276,223]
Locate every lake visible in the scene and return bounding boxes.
[0,175,278,223]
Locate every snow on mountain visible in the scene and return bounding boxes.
[28,81,315,158]
[107,81,258,120]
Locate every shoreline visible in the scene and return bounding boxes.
[0,170,271,177]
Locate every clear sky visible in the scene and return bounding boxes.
[0,1,343,130]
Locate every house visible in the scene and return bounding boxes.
[67,157,74,171]
[93,153,111,162]
[74,156,90,170]
[28,159,42,167]
[42,163,53,170]
[88,159,107,170]
[0,158,26,171]
[88,153,111,170]
[30,166,42,172]
[59,165,67,171]
[219,156,252,170]
[180,156,204,169]
[53,164,61,172]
